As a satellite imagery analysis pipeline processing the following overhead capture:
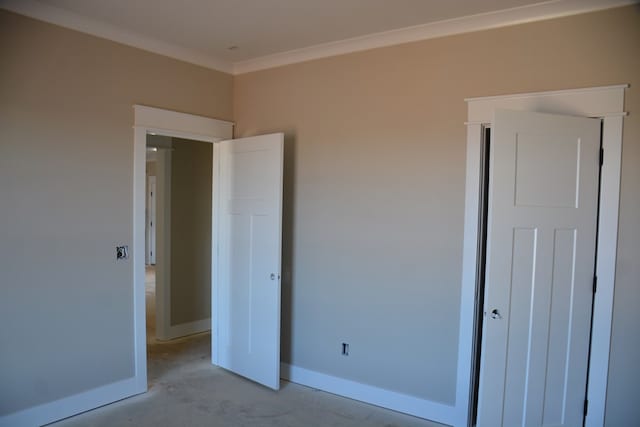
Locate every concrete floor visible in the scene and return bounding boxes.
[49,267,446,427]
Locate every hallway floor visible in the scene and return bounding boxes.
[49,267,445,427]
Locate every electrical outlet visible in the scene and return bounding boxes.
[341,342,349,356]
[116,245,129,260]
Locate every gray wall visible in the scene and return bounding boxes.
[0,9,232,415]
[170,138,213,326]
[234,5,640,421]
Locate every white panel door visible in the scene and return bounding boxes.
[477,110,600,426]
[214,133,283,390]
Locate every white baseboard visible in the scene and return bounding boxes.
[158,317,211,341]
[0,360,454,427]
[280,363,456,426]
[0,376,144,427]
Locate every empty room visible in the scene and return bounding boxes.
[1,1,638,426]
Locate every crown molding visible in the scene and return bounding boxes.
[233,0,635,74]
[1,0,634,76]
[0,0,234,74]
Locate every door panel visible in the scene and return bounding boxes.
[544,229,578,425]
[215,133,284,390]
[477,110,600,426]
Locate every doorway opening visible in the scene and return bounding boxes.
[132,105,234,395]
[143,134,215,386]
[145,134,214,343]
[133,105,284,397]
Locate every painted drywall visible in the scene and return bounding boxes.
[1,3,638,424]
[233,4,640,421]
[169,138,212,326]
[146,160,157,177]
[0,9,232,415]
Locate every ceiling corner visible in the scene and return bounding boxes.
[0,0,235,74]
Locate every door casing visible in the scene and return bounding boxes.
[456,85,627,427]
[132,105,234,396]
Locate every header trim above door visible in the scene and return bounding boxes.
[134,105,234,139]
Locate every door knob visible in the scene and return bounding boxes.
[270,273,279,280]
[490,309,502,319]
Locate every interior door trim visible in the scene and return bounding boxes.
[132,105,234,395]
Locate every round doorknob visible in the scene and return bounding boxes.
[490,309,502,320]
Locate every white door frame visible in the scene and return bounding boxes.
[132,105,234,392]
[455,85,627,427]
[153,147,171,340]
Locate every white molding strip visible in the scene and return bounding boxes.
[458,84,627,427]
[464,83,629,103]
[454,122,485,427]
[466,84,629,122]
[233,0,635,74]
[0,377,141,427]
[281,363,456,426]
[1,0,634,75]
[0,0,233,73]
[134,106,233,140]
[159,318,211,341]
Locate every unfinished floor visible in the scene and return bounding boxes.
[49,267,445,427]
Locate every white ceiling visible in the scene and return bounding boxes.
[1,0,633,73]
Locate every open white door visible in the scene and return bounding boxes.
[213,133,284,390]
[477,110,600,426]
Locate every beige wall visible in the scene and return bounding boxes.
[170,138,213,326]
[234,5,640,423]
[146,160,157,177]
[1,4,638,424]
[0,9,231,415]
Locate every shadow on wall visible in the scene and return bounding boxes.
[280,131,297,365]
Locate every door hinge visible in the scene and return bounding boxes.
[593,276,598,294]
[600,148,604,166]
[584,399,589,416]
